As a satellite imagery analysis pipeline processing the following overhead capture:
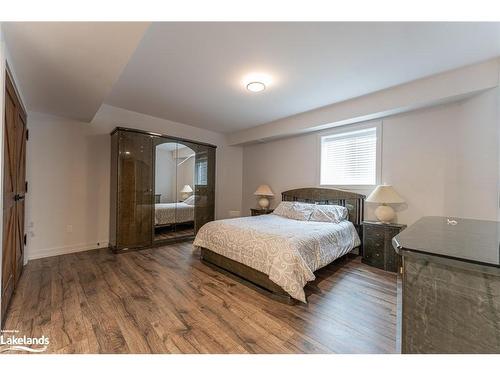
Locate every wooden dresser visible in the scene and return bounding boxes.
[393,216,500,353]
[362,221,406,272]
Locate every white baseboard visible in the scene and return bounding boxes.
[26,240,109,261]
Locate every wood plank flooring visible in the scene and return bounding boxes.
[2,242,397,353]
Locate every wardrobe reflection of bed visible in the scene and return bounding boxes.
[194,187,365,304]
[154,202,194,226]
[154,198,195,239]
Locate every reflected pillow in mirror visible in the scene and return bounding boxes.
[183,195,195,205]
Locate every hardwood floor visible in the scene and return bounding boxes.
[2,242,397,353]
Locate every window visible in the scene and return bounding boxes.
[320,125,380,187]
[195,158,208,185]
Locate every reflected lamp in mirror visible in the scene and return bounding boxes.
[180,185,193,200]
[254,184,274,209]
[366,185,405,223]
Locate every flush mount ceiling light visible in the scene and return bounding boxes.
[242,73,273,93]
[246,81,266,92]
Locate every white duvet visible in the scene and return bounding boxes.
[193,214,360,302]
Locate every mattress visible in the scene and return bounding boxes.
[193,214,360,302]
[155,202,194,225]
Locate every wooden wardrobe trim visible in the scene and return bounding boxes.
[110,127,217,149]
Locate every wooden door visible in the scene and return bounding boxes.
[1,71,27,323]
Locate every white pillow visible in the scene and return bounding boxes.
[183,195,195,205]
[272,201,315,221]
[309,204,348,223]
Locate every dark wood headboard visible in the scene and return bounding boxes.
[281,187,365,229]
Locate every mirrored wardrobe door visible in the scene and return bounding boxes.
[194,145,215,233]
[178,141,215,234]
[174,141,196,239]
[153,138,180,242]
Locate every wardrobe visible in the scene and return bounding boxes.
[109,127,216,252]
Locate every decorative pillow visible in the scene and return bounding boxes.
[272,201,315,221]
[183,195,195,205]
[309,204,348,223]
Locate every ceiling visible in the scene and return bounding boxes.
[2,22,149,121]
[4,22,500,132]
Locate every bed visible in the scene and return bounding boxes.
[155,202,194,226]
[193,187,365,303]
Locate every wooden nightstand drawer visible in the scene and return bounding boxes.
[363,239,385,268]
[362,221,407,272]
[365,226,384,239]
[365,238,383,249]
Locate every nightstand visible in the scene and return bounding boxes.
[251,208,274,216]
[362,221,407,272]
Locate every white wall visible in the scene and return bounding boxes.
[25,113,110,259]
[25,106,243,260]
[381,89,499,224]
[242,89,500,225]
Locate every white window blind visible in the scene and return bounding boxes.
[195,159,208,185]
[320,127,377,186]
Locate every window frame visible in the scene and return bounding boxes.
[195,157,208,186]
[317,121,382,190]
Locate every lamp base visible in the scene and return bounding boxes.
[374,205,395,223]
[258,196,270,209]
[181,193,189,200]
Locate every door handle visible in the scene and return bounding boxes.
[14,194,25,201]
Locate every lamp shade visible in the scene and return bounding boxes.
[366,185,405,204]
[254,184,274,197]
[180,185,193,193]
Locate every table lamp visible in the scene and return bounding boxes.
[180,185,193,200]
[366,185,405,223]
[254,184,274,209]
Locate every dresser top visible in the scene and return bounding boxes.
[393,216,500,268]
